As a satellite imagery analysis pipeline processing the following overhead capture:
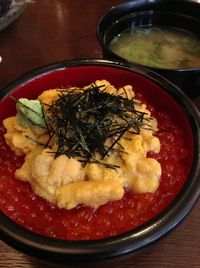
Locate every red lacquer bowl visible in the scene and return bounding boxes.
[0,59,199,263]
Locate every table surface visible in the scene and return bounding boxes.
[0,1,199,267]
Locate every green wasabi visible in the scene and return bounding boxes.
[16,98,46,128]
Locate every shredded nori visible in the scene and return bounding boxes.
[43,84,151,168]
[11,83,153,168]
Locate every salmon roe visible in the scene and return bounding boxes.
[0,97,191,240]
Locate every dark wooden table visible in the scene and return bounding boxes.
[0,1,199,267]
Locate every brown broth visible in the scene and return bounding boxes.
[109,27,200,69]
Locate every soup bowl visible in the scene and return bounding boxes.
[97,0,200,99]
[0,59,199,263]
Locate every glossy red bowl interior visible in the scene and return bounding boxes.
[0,59,199,263]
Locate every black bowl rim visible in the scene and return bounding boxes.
[0,59,200,262]
[96,1,200,72]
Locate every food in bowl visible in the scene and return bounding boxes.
[97,1,200,98]
[0,62,194,242]
[3,80,161,210]
[109,26,200,69]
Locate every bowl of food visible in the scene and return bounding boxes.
[97,0,200,99]
[0,59,199,263]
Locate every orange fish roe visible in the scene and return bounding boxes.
[0,97,191,240]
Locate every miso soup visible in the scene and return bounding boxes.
[109,27,200,69]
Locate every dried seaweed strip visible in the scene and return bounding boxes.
[39,83,153,168]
